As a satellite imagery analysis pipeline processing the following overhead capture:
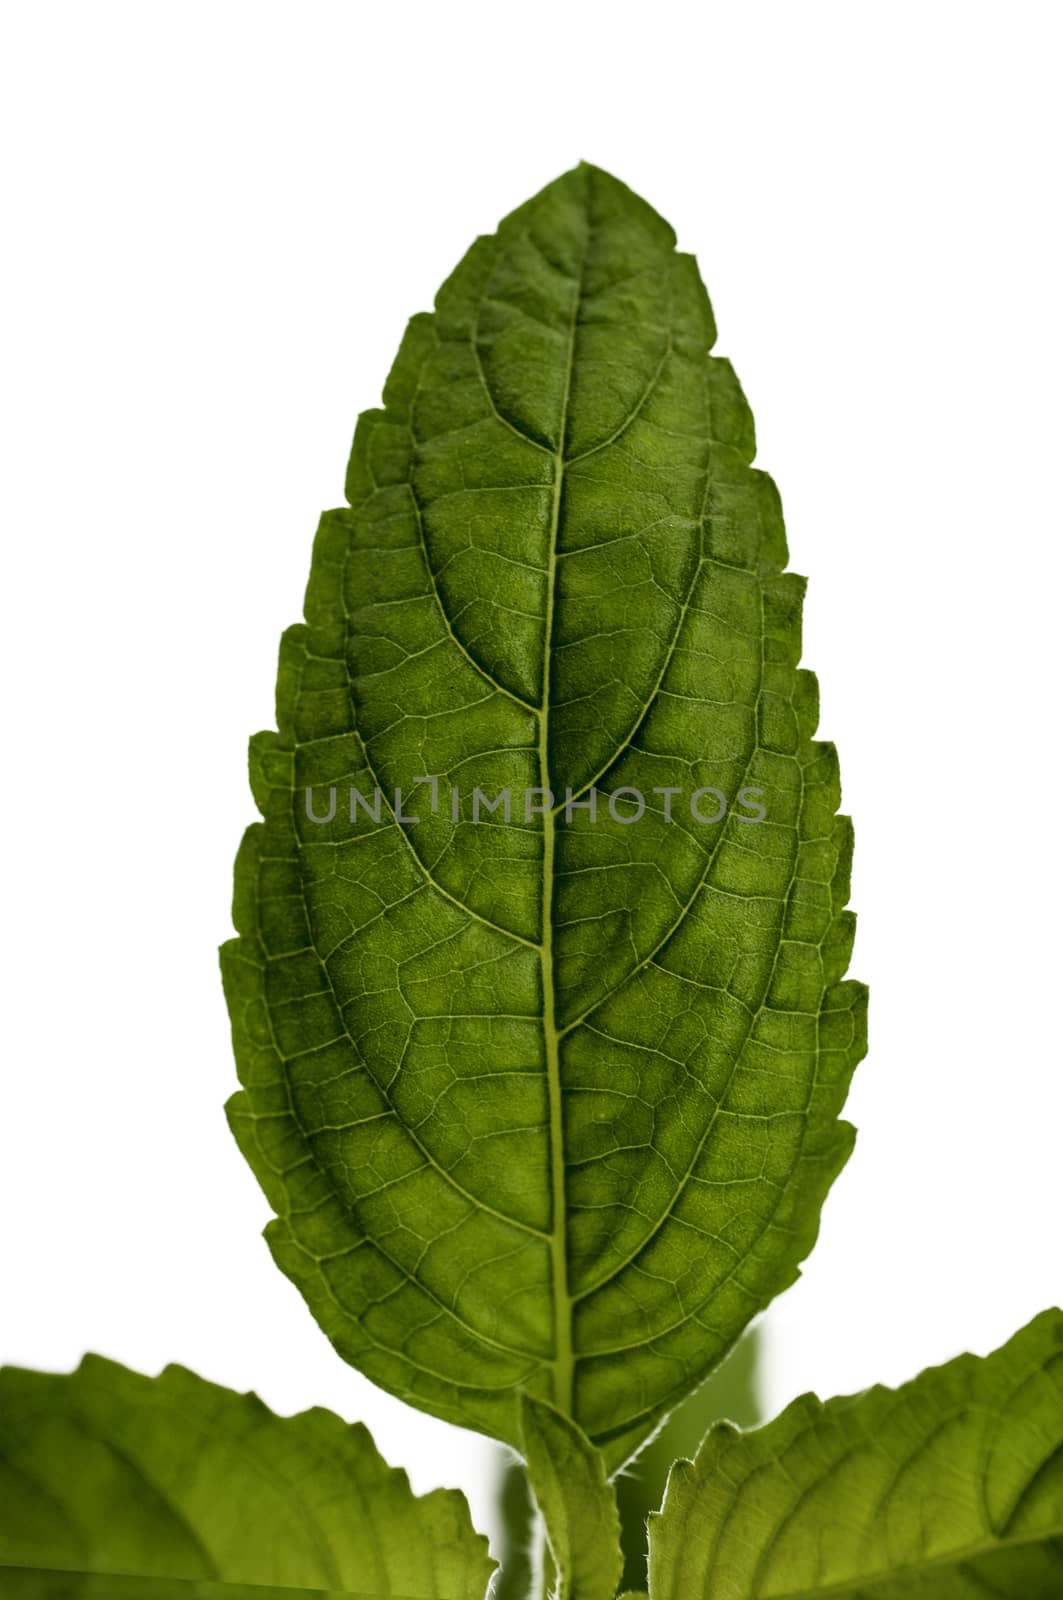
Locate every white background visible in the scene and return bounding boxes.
[2,0,1061,1557]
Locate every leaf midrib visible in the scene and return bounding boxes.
[538,204,590,1421]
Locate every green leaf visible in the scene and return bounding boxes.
[616,1328,759,1592]
[0,1357,493,1599]
[222,161,865,1469]
[0,1577,384,1599]
[648,1308,1063,1598]
[518,1394,622,1600]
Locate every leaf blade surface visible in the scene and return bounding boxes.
[0,1358,492,1599]
[222,163,865,1466]
[648,1309,1063,1599]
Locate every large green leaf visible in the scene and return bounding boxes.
[649,1309,1063,1598]
[0,1357,493,1599]
[222,162,866,1469]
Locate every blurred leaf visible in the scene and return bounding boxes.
[490,1456,537,1600]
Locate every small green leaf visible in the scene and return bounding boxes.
[648,1308,1063,1598]
[222,161,865,1467]
[0,1357,493,1599]
[518,1394,622,1600]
